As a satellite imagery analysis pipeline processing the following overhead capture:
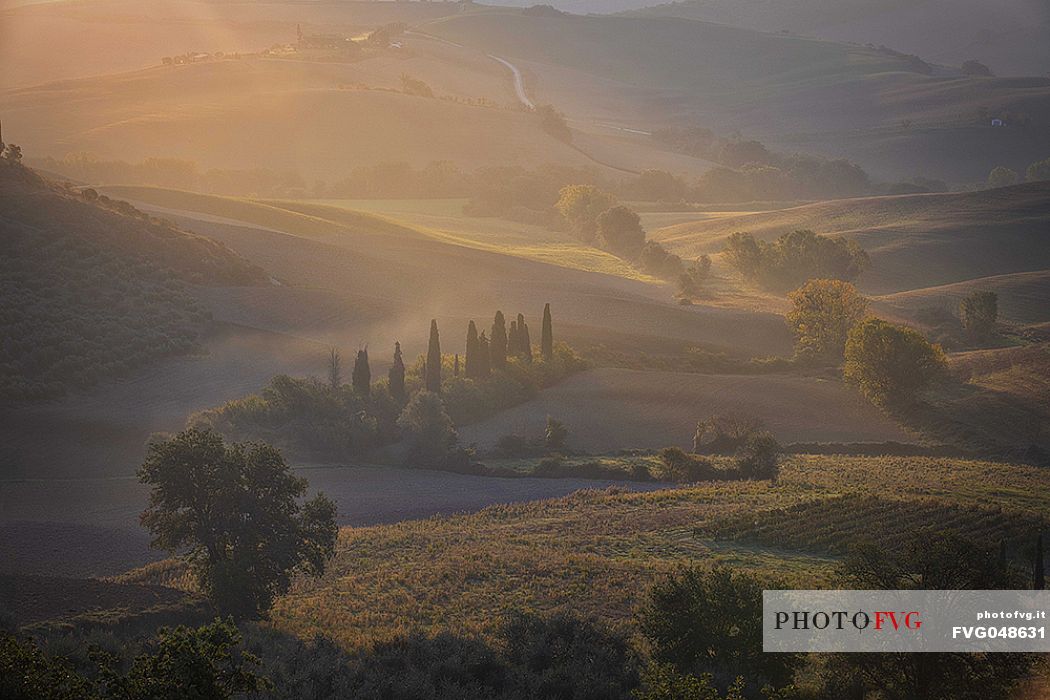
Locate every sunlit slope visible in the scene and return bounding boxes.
[103,186,792,359]
[119,455,1049,647]
[629,0,1050,77]
[422,12,1050,180]
[654,182,1050,295]
[2,58,593,180]
[0,0,462,89]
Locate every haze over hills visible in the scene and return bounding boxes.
[5,3,1050,696]
[422,10,1050,181]
[654,181,1050,297]
[628,0,1050,78]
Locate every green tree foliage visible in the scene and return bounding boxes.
[326,348,342,389]
[786,279,869,361]
[636,665,748,700]
[477,332,491,377]
[828,532,1032,700]
[960,290,998,337]
[655,448,715,483]
[734,433,782,482]
[138,429,337,617]
[723,230,869,291]
[0,633,94,700]
[986,166,1019,189]
[0,620,265,700]
[677,255,712,299]
[425,319,442,394]
[397,391,459,467]
[1027,157,1050,182]
[596,205,646,259]
[544,415,568,451]
[536,104,572,143]
[541,303,554,361]
[389,341,406,402]
[555,185,617,243]
[490,311,508,370]
[351,349,370,397]
[843,319,947,406]
[517,313,533,362]
[638,240,687,280]
[465,321,480,379]
[640,566,800,693]
[508,320,521,357]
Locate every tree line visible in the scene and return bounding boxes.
[191,305,586,468]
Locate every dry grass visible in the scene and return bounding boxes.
[113,453,1049,649]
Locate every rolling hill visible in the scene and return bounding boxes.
[653,181,1050,296]
[628,0,1050,78]
[421,10,1050,181]
[0,163,264,400]
[459,367,913,452]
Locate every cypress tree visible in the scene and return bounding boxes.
[465,321,479,378]
[352,348,371,397]
[389,342,406,402]
[454,353,460,377]
[478,332,491,377]
[541,303,553,361]
[508,321,520,357]
[1036,533,1045,590]
[425,319,442,394]
[491,311,508,369]
[521,319,533,363]
[327,347,342,389]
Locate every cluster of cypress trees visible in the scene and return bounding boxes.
[335,304,555,399]
[464,305,554,381]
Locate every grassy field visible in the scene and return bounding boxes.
[655,182,1050,297]
[107,454,1050,650]
[458,367,914,452]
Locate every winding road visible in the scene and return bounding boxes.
[487,54,535,110]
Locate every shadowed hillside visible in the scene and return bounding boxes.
[0,164,264,399]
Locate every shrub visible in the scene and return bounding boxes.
[843,318,947,406]
[639,566,799,692]
[596,205,646,259]
[734,433,782,482]
[398,391,460,467]
[959,290,998,337]
[495,433,530,458]
[692,415,765,454]
[986,166,1019,189]
[1027,157,1050,182]
[544,416,568,450]
[656,447,715,483]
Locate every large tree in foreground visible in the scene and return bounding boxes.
[139,429,337,617]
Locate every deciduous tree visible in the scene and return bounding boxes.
[138,429,337,617]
